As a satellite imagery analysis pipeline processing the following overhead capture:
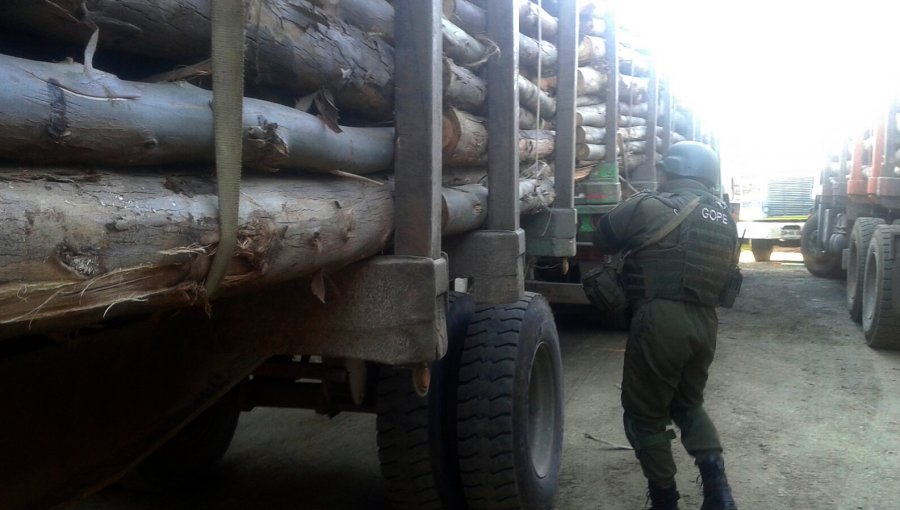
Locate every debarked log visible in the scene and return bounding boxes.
[573,101,649,117]
[518,75,557,119]
[577,126,606,144]
[0,168,396,338]
[311,0,396,42]
[0,167,555,337]
[442,0,486,36]
[3,0,397,120]
[442,108,555,165]
[518,0,559,41]
[578,35,607,66]
[444,58,487,113]
[578,68,648,98]
[443,17,488,67]
[576,143,607,161]
[0,54,394,174]
[442,178,555,235]
[576,110,648,128]
[520,33,558,74]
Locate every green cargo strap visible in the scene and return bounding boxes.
[634,429,677,450]
[205,0,246,298]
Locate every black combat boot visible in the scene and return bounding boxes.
[647,481,680,509]
[697,455,737,510]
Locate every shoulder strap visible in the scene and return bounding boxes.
[625,197,701,257]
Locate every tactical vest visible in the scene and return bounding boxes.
[622,191,737,306]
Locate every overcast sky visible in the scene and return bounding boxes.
[612,0,900,176]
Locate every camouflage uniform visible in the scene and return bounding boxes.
[593,177,738,485]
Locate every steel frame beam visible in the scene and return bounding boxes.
[523,0,579,257]
[446,0,525,304]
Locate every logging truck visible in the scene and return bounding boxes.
[0,1,702,509]
[802,101,900,350]
[732,172,816,262]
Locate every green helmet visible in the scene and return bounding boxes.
[658,141,720,187]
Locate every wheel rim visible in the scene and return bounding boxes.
[528,342,557,479]
[847,239,859,301]
[863,249,878,327]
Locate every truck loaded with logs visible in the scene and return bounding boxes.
[803,102,900,351]
[0,1,709,508]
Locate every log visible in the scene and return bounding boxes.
[311,0,395,42]
[577,67,609,96]
[443,108,488,166]
[519,108,553,130]
[518,75,557,119]
[518,0,559,41]
[0,165,554,336]
[442,109,555,166]
[623,139,663,155]
[442,178,555,235]
[574,102,650,118]
[576,109,648,129]
[3,0,397,120]
[577,126,606,144]
[442,17,488,67]
[0,168,396,337]
[520,130,556,162]
[578,68,648,98]
[520,34,558,74]
[0,54,394,174]
[578,35,607,66]
[443,0,486,36]
[443,58,487,112]
[620,125,662,141]
[576,143,608,162]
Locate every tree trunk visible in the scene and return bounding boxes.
[0,166,555,337]
[443,108,489,166]
[576,126,606,144]
[0,54,394,174]
[442,0,485,36]
[577,67,609,96]
[443,109,555,166]
[519,108,552,130]
[520,130,556,162]
[0,167,396,338]
[578,35,606,66]
[443,58,487,113]
[518,0,558,41]
[518,75,557,119]
[520,33,557,75]
[442,17,487,67]
[576,143,607,162]
[3,0,397,120]
[310,0,395,42]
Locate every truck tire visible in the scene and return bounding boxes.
[376,292,474,510]
[456,292,563,510]
[861,225,900,349]
[750,239,774,262]
[847,217,885,323]
[801,213,844,279]
[137,390,240,488]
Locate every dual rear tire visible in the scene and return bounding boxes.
[861,224,900,349]
[376,292,564,510]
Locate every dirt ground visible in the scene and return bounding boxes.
[75,249,900,510]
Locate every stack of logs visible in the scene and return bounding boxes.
[574,5,661,179]
[0,0,562,337]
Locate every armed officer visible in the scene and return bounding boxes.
[592,142,739,510]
